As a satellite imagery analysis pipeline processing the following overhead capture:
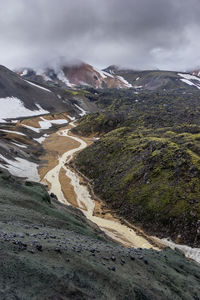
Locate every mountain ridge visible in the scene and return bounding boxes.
[16,62,132,89]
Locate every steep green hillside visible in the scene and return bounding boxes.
[74,89,200,247]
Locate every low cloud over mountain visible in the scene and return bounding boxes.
[1,0,200,71]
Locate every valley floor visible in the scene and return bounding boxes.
[38,121,159,249]
[38,118,200,263]
[0,114,200,299]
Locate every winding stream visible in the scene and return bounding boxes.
[44,121,156,248]
[43,119,200,262]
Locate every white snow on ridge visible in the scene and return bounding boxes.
[93,67,114,79]
[117,75,132,88]
[0,97,49,122]
[24,80,52,93]
[178,73,200,82]
[23,124,41,133]
[11,142,27,149]
[67,115,76,121]
[0,154,40,181]
[180,78,196,87]
[23,117,68,134]
[134,85,143,89]
[74,104,87,116]
[34,134,49,144]
[102,70,114,78]
[178,73,200,90]
[39,117,68,130]
[0,129,26,136]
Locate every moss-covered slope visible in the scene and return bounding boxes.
[74,90,200,247]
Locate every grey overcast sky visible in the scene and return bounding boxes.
[0,0,200,71]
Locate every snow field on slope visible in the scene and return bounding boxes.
[178,73,200,90]
[117,75,133,88]
[0,154,40,181]
[0,97,49,122]
[93,67,114,79]
[34,134,49,144]
[23,117,68,133]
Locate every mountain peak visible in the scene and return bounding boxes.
[16,61,133,89]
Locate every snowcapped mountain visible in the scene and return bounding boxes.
[16,62,132,89]
[104,66,200,92]
[0,65,78,123]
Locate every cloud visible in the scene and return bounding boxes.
[0,0,200,71]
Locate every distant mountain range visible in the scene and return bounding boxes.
[1,60,200,124]
[16,62,132,89]
[16,61,200,92]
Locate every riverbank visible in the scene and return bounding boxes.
[37,118,200,263]
[38,121,159,249]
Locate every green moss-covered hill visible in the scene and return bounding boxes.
[73,89,200,247]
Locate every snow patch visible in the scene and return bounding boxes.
[11,142,27,149]
[0,154,39,181]
[67,115,76,121]
[178,73,200,82]
[23,124,41,133]
[34,134,49,144]
[24,80,52,93]
[0,97,49,122]
[22,117,68,133]
[134,85,143,89]
[74,104,87,116]
[180,78,196,87]
[93,67,114,79]
[178,73,200,90]
[0,129,26,136]
[38,117,68,131]
[117,76,132,88]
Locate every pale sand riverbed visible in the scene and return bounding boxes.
[39,121,158,249]
[37,117,200,263]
